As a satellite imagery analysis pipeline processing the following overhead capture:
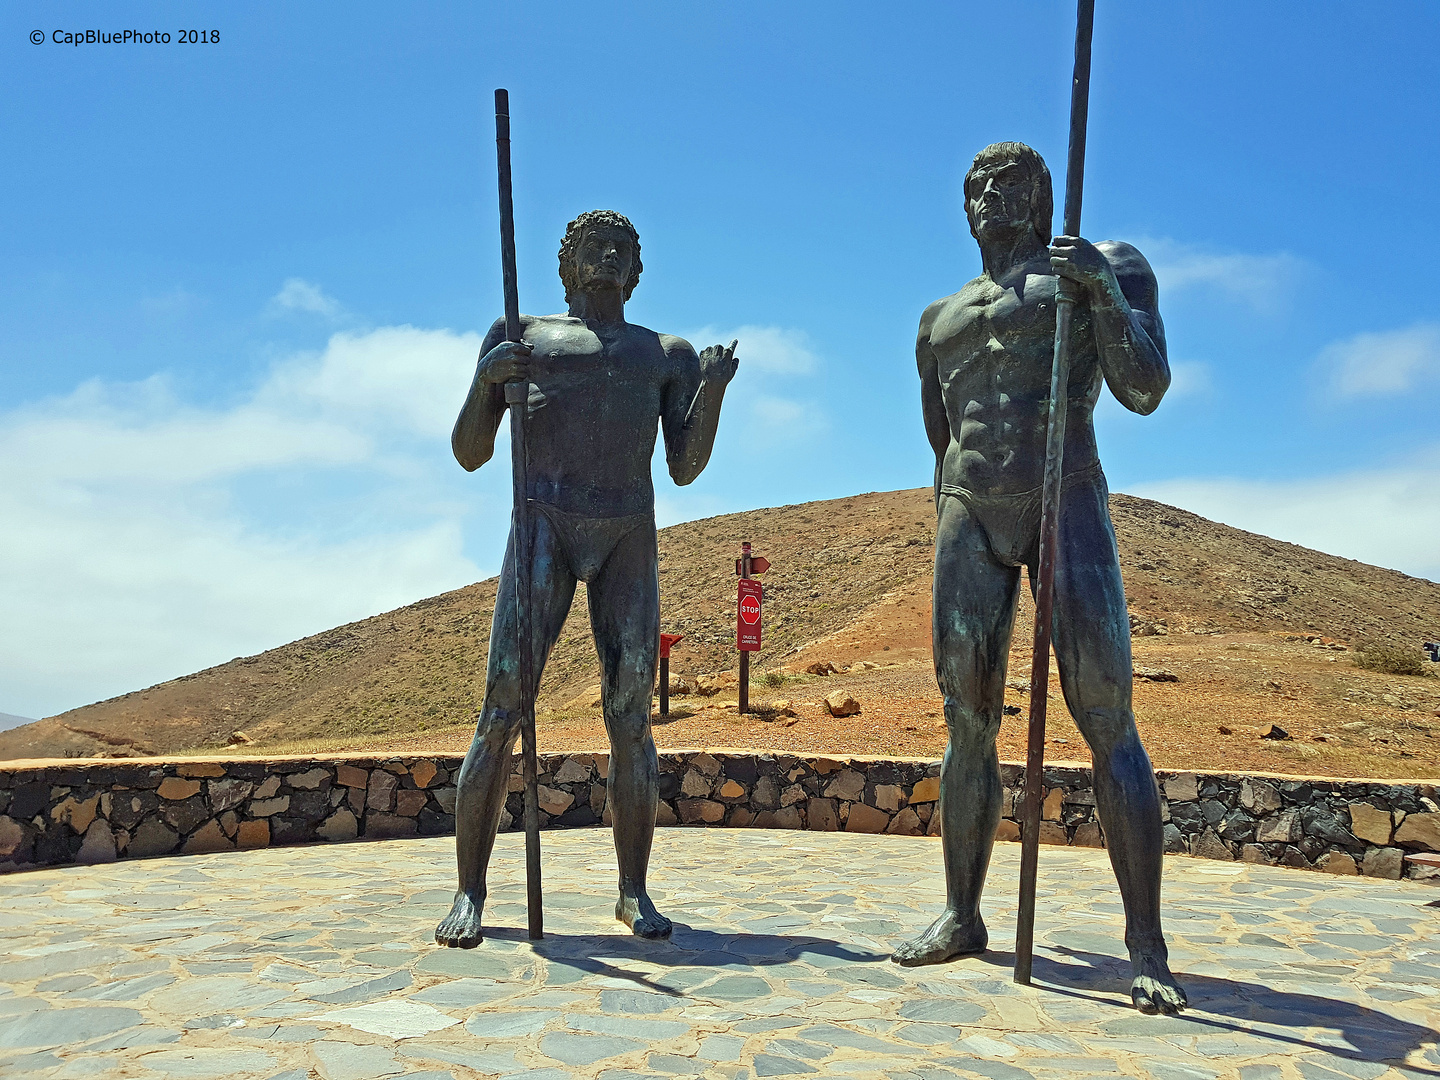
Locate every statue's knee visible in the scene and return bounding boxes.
[942,700,1001,749]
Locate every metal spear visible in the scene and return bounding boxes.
[1014,0,1095,986]
[494,88,543,941]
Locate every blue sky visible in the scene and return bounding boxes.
[3,1,1438,719]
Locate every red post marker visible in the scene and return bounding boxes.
[659,633,683,717]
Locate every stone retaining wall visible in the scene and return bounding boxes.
[1,752,1436,881]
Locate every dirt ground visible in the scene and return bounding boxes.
[9,487,1439,780]
[260,624,1440,780]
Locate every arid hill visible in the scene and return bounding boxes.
[4,488,1438,777]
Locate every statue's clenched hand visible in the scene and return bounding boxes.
[699,339,740,386]
[1050,235,1121,302]
[477,339,536,384]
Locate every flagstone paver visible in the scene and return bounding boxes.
[0,830,1436,1079]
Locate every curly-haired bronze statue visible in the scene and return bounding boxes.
[896,142,1187,1015]
[436,211,738,947]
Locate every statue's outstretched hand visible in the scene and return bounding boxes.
[699,339,739,386]
[1050,235,1119,299]
[478,339,536,385]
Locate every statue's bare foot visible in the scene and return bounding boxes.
[1130,949,1187,1014]
[891,910,987,966]
[616,891,672,939]
[435,891,485,948]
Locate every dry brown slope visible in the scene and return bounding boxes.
[3,487,1437,761]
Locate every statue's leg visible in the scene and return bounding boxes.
[1048,476,1186,1013]
[436,510,576,948]
[586,519,670,939]
[894,493,1020,966]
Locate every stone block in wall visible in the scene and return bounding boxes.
[183,821,232,855]
[1073,822,1104,848]
[410,760,442,789]
[395,790,428,818]
[1317,852,1358,875]
[254,776,281,800]
[76,820,117,864]
[163,798,210,835]
[1163,773,1198,802]
[1394,812,1440,850]
[366,772,398,812]
[886,808,923,835]
[1241,844,1270,864]
[367,813,418,839]
[1041,788,1064,821]
[716,779,746,801]
[1361,847,1403,879]
[336,764,369,789]
[1348,803,1393,846]
[1161,824,1186,854]
[1255,810,1300,844]
[157,777,200,801]
[654,801,678,827]
[677,799,724,825]
[536,786,573,817]
[995,819,1019,842]
[1038,821,1067,846]
[1241,779,1281,815]
[689,753,721,778]
[250,797,290,818]
[823,770,865,802]
[288,768,330,791]
[681,771,712,798]
[208,779,252,814]
[807,798,838,831]
[754,806,802,829]
[418,808,453,836]
[910,777,939,804]
[1218,809,1255,843]
[554,758,592,785]
[129,819,178,857]
[317,809,358,841]
[874,785,905,812]
[845,803,890,833]
[237,820,270,848]
[176,762,226,778]
[752,776,780,810]
[727,806,755,827]
[433,786,457,814]
[1191,829,1234,860]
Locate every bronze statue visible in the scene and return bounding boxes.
[895,142,1187,1014]
[436,210,738,947]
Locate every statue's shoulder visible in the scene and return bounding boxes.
[1095,241,1159,308]
[655,331,699,360]
[920,280,984,334]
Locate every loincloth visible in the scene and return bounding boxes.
[940,461,1104,567]
[532,502,652,583]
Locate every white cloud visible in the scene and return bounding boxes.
[1136,238,1305,313]
[1318,322,1440,398]
[687,325,820,375]
[0,326,490,718]
[1130,463,1440,582]
[270,277,344,318]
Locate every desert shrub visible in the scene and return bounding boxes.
[760,670,789,688]
[1354,642,1432,677]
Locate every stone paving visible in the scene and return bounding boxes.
[0,828,1437,1080]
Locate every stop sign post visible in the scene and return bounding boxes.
[736,542,768,713]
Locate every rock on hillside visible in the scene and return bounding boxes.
[2,488,1437,761]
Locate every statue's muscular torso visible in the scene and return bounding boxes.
[475,314,701,517]
[919,240,1158,499]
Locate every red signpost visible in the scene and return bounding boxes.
[735,542,768,713]
[659,632,684,717]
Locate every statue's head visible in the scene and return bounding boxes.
[964,142,1053,245]
[559,210,643,303]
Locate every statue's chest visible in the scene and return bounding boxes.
[934,277,1093,386]
[527,325,660,409]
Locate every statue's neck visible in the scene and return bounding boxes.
[568,288,626,327]
[979,228,1048,281]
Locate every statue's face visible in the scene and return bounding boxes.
[967,160,1038,240]
[574,226,636,294]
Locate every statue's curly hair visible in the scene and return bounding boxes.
[963,142,1053,244]
[558,210,643,303]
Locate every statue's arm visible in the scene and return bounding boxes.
[917,304,950,508]
[660,335,738,486]
[1053,238,1170,414]
[451,318,510,472]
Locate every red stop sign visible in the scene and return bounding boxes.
[736,579,762,651]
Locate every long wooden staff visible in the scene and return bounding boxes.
[494,88,543,941]
[1014,0,1095,986]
